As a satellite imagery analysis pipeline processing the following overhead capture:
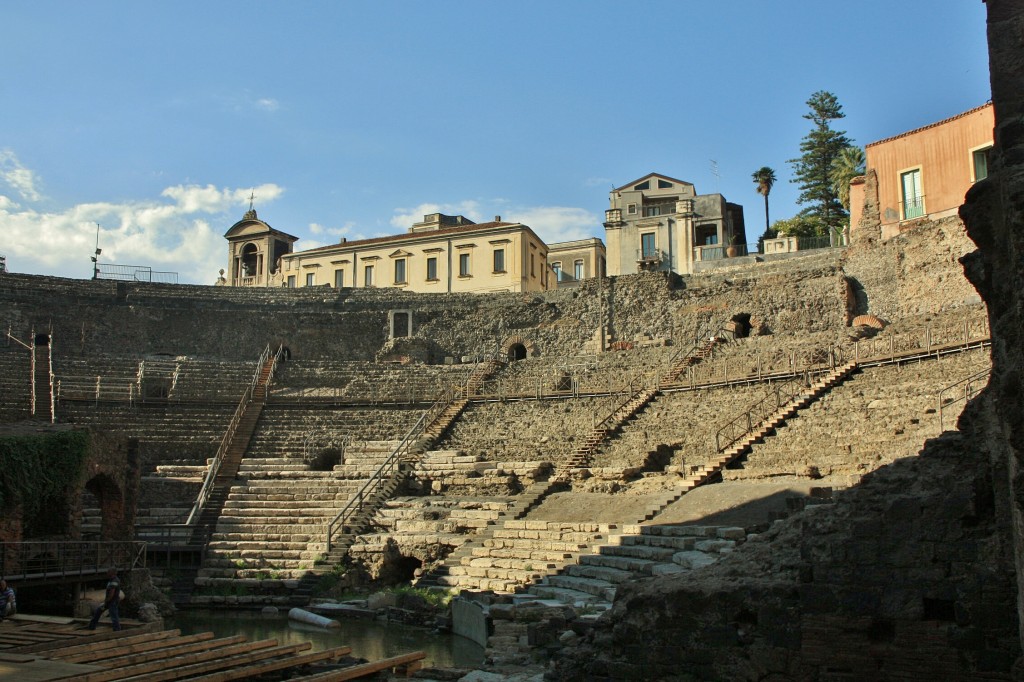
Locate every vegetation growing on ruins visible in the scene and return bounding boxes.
[789,90,854,238]
[0,430,89,520]
[830,145,866,209]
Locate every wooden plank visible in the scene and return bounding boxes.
[286,651,427,681]
[62,632,216,664]
[98,634,241,668]
[10,625,163,655]
[79,639,298,682]
[49,630,181,660]
[181,645,353,682]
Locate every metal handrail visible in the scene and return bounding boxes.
[185,343,276,527]
[326,384,461,552]
[0,540,146,582]
[714,370,818,453]
[938,367,991,431]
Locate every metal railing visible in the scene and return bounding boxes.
[0,540,146,583]
[938,368,991,431]
[325,384,463,552]
[95,263,179,284]
[900,195,926,220]
[714,369,824,454]
[185,343,280,527]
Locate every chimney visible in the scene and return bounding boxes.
[494,215,501,222]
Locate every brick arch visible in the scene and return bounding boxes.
[501,335,538,361]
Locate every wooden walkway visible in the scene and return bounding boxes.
[0,615,425,681]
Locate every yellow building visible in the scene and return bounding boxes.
[247,212,553,293]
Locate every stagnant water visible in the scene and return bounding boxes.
[166,609,485,669]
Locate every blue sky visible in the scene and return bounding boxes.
[0,1,991,284]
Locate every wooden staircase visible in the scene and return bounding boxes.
[466,358,504,396]
[658,335,722,388]
[660,360,860,507]
[563,387,658,470]
[416,398,469,451]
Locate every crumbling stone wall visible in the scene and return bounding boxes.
[842,214,982,321]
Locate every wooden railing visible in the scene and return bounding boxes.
[185,343,280,527]
[325,384,462,552]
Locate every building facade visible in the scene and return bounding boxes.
[224,209,300,287]
[547,238,606,286]
[603,173,745,276]
[238,212,553,294]
[850,102,994,239]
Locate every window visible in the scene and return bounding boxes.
[657,179,673,189]
[643,205,661,217]
[493,248,505,273]
[364,265,374,286]
[552,262,562,281]
[334,269,344,288]
[574,260,584,281]
[394,258,407,284]
[973,147,991,182]
[459,253,470,277]
[901,168,924,219]
[530,254,535,277]
[426,257,438,281]
[305,273,315,287]
[633,180,650,191]
[641,233,656,258]
[627,203,637,215]
[287,275,296,288]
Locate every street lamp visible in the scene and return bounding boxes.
[91,223,102,280]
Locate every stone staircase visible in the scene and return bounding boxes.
[466,358,504,396]
[410,449,553,495]
[507,524,746,612]
[414,480,560,589]
[192,458,373,605]
[417,399,469,449]
[191,354,277,549]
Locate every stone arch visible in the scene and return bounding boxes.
[34,333,51,347]
[502,335,538,362]
[84,473,125,541]
[727,313,753,339]
[240,243,259,277]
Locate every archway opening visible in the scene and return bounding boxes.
[241,244,259,277]
[508,343,527,362]
[729,313,753,339]
[34,333,50,347]
[84,473,124,540]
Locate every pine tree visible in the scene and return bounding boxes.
[789,91,853,238]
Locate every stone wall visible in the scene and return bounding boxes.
[842,214,982,321]
[0,251,850,365]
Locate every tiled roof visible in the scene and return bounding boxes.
[288,221,524,256]
[866,102,993,148]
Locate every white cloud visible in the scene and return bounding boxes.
[255,98,280,112]
[509,206,600,244]
[0,174,285,284]
[390,201,483,230]
[390,199,600,245]
[0,150,42,202]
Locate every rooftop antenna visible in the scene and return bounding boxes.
[710,159,720,193]
[91,223,102,280]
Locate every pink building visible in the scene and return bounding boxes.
[851,103,994,239]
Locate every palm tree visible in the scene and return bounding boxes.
[830,146,866,210]
[751,167,777,233]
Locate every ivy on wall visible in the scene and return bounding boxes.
[0,430,90,520]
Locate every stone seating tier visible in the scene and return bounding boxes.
[724,350,989,481]
[244,407,423,460]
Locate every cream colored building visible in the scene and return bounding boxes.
[241,212,553,294]
[603,173,745,276]
[547,238,606,286]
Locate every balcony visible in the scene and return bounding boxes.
[636,248,665,270]
[900,195,926,220]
